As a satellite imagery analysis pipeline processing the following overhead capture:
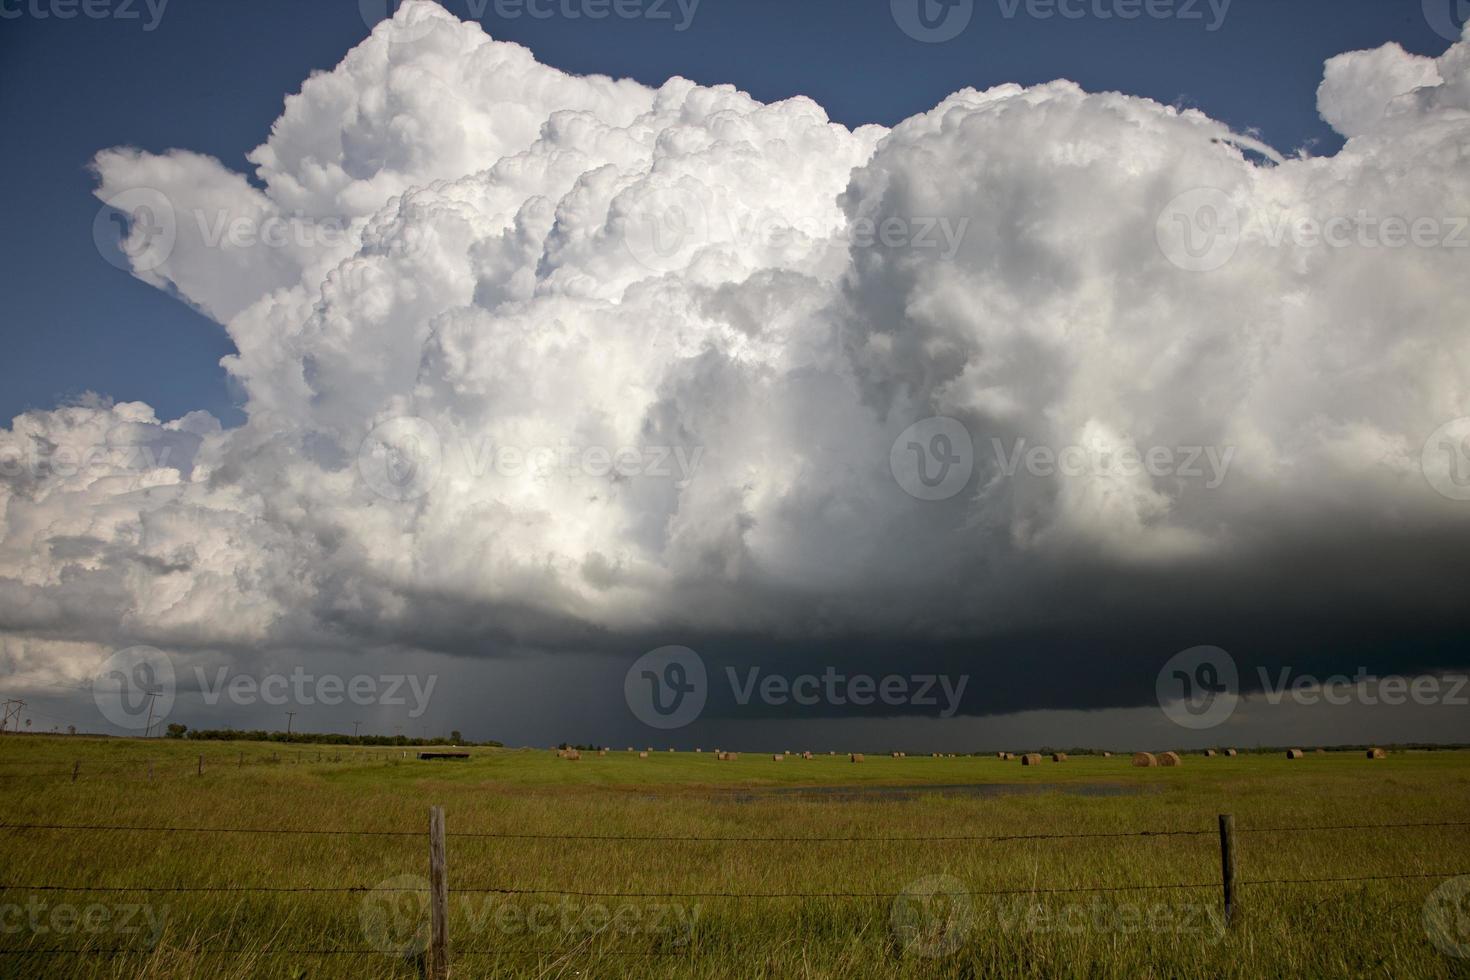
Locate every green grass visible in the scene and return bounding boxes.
[2,737,1469,978]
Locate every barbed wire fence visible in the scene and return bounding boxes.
[1,815,1467,974]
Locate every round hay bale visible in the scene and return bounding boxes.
[1102,752,1112,758]
[1224,748,1238,757]
[802,751,813,760]
[1367,747,1387,759]
[1315,748,1326,754]
[1132,752,1158,767]
[597,749,607,756]
[1285,749,1304,759]
[1158,751,1182,766]
[638,751,649,758]
[1021,753,1043,766]
[850,753,864,763]
[772,753,784,761]
[1203,749,1216,757]
[1051,753,1067,762]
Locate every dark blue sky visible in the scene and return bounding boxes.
[1,0,1459,427]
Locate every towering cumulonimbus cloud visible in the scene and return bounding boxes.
[3,2,1469,693]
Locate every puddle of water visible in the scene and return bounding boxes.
[714,782,1147,803]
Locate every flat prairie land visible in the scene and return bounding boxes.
[2,737,1469,978]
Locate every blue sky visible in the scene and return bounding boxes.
[0,0,1460,428]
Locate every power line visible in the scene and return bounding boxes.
[0,699,24,734]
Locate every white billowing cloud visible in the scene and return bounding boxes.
[1317,42,1442,138]
[5,2,1470,681]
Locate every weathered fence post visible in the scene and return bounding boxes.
[197,754,203,776]
[71,761,78,782]
[1218,813,1238,928]
[428,805,449,979]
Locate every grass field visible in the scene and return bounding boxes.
[2,736,1469,978]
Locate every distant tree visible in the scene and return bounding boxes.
[165,723,188,738]
[451,730,462,743]
[67,725,76,736]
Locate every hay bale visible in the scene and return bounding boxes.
[802,751,813,760]
[1158,751,1182,766]
[892,751,901,758]
[597,749,607,756]
[1132,752,1158,767]
[1021,753,1043,766]
[695,748,702,753]
[772,754,784,762]
[561,749,581,761]
[1285,749,1304,759]
[668,748,675,753]
[1203,749,1216,757]
[638,751,649,758]
[1367,747,1387,759]
[1224,748,1237,757]
[1102,752,1112,758]
[1051,753,1067,762]
[850,753,864,763]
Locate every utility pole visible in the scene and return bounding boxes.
[353,721,361,738]
[285,711,296,735]
[1,699,24,734]
[142,691,160,737]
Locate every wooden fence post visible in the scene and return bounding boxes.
[197,754,203,776]
[71,761,78,782]
[1218,813,1237,928]
[428,805,449,979]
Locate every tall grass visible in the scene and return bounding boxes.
[1,737,1467,977]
